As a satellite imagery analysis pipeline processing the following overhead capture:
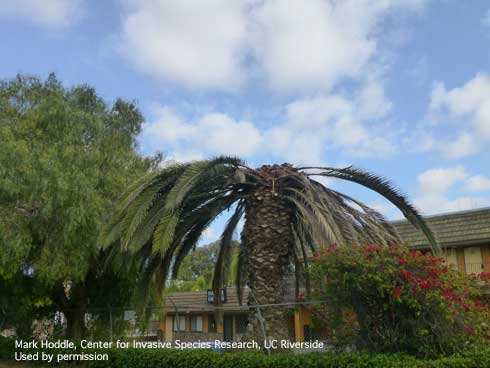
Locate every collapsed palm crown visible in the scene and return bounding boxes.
[100,156,437,303]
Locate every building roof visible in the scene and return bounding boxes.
[164,286,298,314]
[164,288,250,314]
[392,207,490,249]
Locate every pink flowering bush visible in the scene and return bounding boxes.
[309,244,490,356]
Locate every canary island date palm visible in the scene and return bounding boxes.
[100,157,437,342]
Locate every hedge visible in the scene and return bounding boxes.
[1,337,490,368]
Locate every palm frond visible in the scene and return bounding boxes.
[291,228,304,301]
[282,187,346,246]
[134,255,161,304]
[302,166,439,253]
[311,183,399,246]
[99,164,185,248]
[213,203,244,297]
[152,210,181,256]
[170,194,240,279]
[235,242,249,305]
[120,184,163,250]
[164,161,210,212]
[292,223,311,297]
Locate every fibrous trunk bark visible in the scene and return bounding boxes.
[242,183,294,344]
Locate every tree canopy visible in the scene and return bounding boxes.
[167,240,239,292]
[0,74,159,336]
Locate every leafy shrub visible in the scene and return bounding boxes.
[0,336,15,360]
[309,244,490,356]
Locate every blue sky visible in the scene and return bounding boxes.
[1,0,490,243]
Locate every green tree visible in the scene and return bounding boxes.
[168,240,239,291]
[0,74,159,337]
[0,270,52,337]
[101,160,437,342]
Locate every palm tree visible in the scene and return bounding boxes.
[100,157,437,341]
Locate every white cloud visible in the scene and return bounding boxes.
[442,132,480,159]
[358,78,393,119]
[265,78,395,164]
[142,106,262,160]
[0,0,82,28]
[482,9,490,27]
[249,0,373,92]
[118,0,428,91]
[200,226,219,245]
[197,113,262,156]
[401,123,436,153]
[428,73,490,158]
[465,175,490,192]
[418,166,468,194]
[407,56,429,86]
[144,71,396,165]
[414,166,489,214]
[119,0,249,89]
[418,196,488,215]
[250,0,428,93]
[265,127,325,165]
[369,202,402,220]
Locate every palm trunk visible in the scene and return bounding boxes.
[242,185,294,343]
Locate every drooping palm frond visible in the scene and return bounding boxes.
[100,156,254,301]
[275,169,403,251]
[213,202,244,296]
[100,164,186,250]
[235,240,250,305]
[298,165,439,253]
[100,159,437,307]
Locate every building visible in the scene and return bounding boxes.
[160,289,252,343]
[133,287,297,342]
[393,207,490,275]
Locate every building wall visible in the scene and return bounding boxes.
[482,246,490,272]
[173,331,222,342]
[162,313,249,342]
[444,244,490,275]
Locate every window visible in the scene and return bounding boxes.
[207,289,227,303]
[464,247,483,275]
[208,315,217,333]
[236,315,248,334]
[190,315,203,332]
[444,248,458,269]
[173,315,186,332]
